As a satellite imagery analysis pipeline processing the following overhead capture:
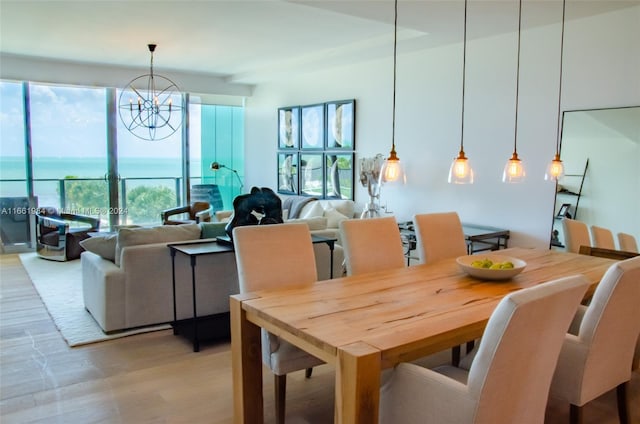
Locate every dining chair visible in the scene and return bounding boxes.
[414,211,470,365]
[339,216,405,276]
[549,256,640,424]
[617,232,639,253]
[590,225,616,249]
[562,218,591,254]
[413,212,467,264]
[232,223,324,424]
[379,275,589,424]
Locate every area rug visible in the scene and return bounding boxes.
[18,252,170,347]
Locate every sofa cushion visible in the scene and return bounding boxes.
[200,222,228,239]
[79,233,118,262]
[324,208,349,229]
[115,223,201,266]
[301,201,325,219]
[323,200,355,218]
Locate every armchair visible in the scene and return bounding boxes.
[36,207,100,261]
[161,201,212,225]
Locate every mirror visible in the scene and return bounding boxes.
[551,106,640,250]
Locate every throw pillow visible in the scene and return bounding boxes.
[200,222,228,239]
[115,223,201,266]
[324,208,349,229]
[79,233,118,262]
[324,200,355,219]
[301,201,325,219]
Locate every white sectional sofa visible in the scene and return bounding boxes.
[80,222,344,333]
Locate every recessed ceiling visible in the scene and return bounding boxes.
[0,0,635,85]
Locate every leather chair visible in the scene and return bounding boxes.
[413,212,467,264]
[549,256,640,424]
[617,232,639,253]
[562,218,591,254]
[232,223,324,424]
[379,275,589,424]
[35,207,100,261]
[590,225,615,249]
[161,201,212,225]
[339,216,405,276]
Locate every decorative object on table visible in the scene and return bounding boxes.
[210,161,244,191]
[326,99,355,150]
[380,0,406,186]
[456,254,526,280]
[278,106,300,149]
[35,206,101,261]
[502,0,526,183]
[448,0,474,184]
[224,187,284,240]
[359,154,385,218]
[118,44,183,141]
[545,0,567,181]
[301,103,325,149]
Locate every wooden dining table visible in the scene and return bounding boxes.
[230,247,617,423]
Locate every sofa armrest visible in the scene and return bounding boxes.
[81,251,126,332]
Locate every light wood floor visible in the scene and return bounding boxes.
[1,253,638,423]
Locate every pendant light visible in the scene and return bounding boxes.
[118,44,184,141]
[448,0,474,184]
[380,0,405,185]
[545,0,567,181]
[502,0,526,183]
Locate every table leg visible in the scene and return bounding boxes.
[335,342,381,424]
[190,255,199,352]
[230,295,263,424]
[170,249,178,335]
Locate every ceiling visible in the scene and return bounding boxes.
[0,0,636,85]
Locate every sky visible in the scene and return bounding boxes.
[0,80,201,159]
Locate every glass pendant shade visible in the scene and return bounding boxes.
[544,153,565,181]
[379,148,405,184]
[448,150,474,184]
[502,152,526,183]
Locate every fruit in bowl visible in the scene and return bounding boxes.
[457,254,526,280]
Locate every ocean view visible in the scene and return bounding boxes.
[0,157,206,205]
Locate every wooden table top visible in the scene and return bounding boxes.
[240,247,615,367]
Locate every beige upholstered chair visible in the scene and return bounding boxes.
[413,212,467,264]
[590,225,615,249]
[232,223,324,424]
[618,232,639,253]
[549,256,640,424]
[339,216,405,276]
[379,275,589,424]
[562,218,591,253]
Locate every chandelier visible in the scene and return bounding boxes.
[118,44,184,141]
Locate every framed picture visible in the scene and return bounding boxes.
[301,104,325,149]
[326,99,355,150]
[557,203,572,218]
[299,153,324,197]
[277,153,298,194]
[325,153,354,200]
[278,106,300,149]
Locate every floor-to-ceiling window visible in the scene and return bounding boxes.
[0,80,244,250]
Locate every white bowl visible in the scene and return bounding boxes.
[456,254,526,281]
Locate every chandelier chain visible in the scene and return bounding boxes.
[513,0,523,154]
[555,0,567,156]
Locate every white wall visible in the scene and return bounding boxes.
[244,5,640,249]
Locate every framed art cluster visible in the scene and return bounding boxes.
[277,99,356,199]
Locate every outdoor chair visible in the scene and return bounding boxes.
[161,201,212,225]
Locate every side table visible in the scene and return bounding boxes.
[168,240,234,352]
